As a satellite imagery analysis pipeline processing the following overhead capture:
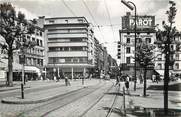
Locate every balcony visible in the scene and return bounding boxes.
[48,33,87,38]
[48,51,87,57]
[48,42,87,47]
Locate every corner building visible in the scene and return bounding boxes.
[38,17,95,79]
[118,12,156,79]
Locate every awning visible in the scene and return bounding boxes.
[0,59,40,75]
[24,66,41,76]
[155,70,164,76]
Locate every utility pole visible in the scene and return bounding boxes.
[121,0,137,91]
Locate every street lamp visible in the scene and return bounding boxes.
[121,0,137,91]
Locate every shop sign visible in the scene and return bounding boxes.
[122,15,155,30]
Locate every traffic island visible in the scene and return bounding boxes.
[1,86,86,104]
[126,107,181,117]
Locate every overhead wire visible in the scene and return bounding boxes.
[93,23,122,27]
[81,0,105,41]
[62,0,77,17]
[103,0,116,41]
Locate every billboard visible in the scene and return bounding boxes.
[122,15,155,30]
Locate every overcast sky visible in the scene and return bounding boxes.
[1,0,181,60]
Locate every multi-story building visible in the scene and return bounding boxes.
[118,12,156,78]
[38,16,95,79]
[21,27,45,80]
[154,33,181,77]
[0,25,45,81]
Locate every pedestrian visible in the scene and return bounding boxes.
[25,74,28,82]
[67,77,71,86]
[115,76,120,86]
[65,76,68,86]
[125,76,130,94]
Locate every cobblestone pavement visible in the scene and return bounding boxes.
[83,83,121,117]
[44,81,114,117]
[0,79,102,117]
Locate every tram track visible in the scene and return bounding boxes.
[17,81,106,117]
[105,85,120,117]
[79,82,115,117]
[78,83,120,117]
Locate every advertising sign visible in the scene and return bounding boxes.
[129,16,155,29]
[122,15,155,30]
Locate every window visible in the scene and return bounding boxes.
[36,39,39,46]
[136,38,141,43]
[70,47,83,51]
[170,45,174,51]
[49,20,55,23]
[118,45,121,48]
[175,63,179,69]
[126,57,131,64]
[77,18,84,23]
[145,38,151,43]
[40,40,43,46]
[157,63,162,69]
[175,54,179,60]
[65,19,68,23]
[126,38,130,43]
[72,58,79,63]
[32,37,35,42]
[40,31,42,36]
[64,47,69,51]
[126,47,131,53]
[157,54,162,60]
[170,54,174,61]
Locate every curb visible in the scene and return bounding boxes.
[0,86,30,92]
[1,86,88,104]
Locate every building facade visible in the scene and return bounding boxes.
[38,17,95,79]
[0,25,45,81]
[154,33,181,77]
[118,12,156,78]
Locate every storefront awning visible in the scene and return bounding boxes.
[24,66,41,75]
[155,70,164,76]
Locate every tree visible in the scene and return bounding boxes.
[156,1,179,115]
[0,3,36,86]
[135,42,155,97]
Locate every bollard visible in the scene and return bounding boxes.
[123,87,126,116]
[82,77,84,85]
[21,83,24,99]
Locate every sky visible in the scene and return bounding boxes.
[1,0,181,61]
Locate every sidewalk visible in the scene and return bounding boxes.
[1,79,101,104]
[121,81,181,111]
[0,81,29,92]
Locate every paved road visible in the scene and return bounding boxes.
[0,81,64,99]
[0,79,107,117]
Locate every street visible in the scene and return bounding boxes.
[0,79,122,117]
[0,79,181,117]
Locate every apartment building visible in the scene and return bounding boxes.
[0,26,44,81]
[154,33,181,77]
[38,16,95,79]
[118,12,156,78]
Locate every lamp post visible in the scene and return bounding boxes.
[121,0,137,91]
